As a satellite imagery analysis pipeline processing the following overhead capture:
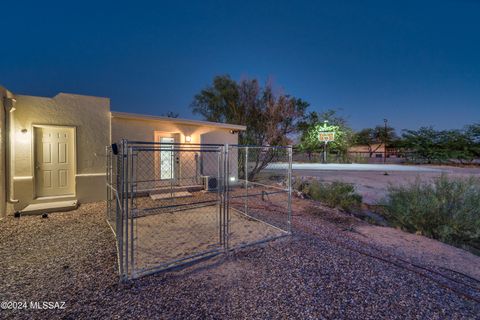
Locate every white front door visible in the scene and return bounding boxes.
[34,126,75,197]
[160,137,175,180]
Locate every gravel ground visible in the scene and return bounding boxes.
[1,200,479,319]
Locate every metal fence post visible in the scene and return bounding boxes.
[170,146,174,198]
[288,145,293,234]
[123,139,130,279]
[118,140,125,281]
[106,146,110,222]
[224,144,230,251]
[217,147,223,246]
[244,147,248,215]
[129,145,135,278]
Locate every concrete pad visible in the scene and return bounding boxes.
[20,200,79,215]
[150,191,193,200]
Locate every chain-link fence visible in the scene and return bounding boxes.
[106,140,292,281]
[226,146,292,250]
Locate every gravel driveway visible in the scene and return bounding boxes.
[1,201,479,319]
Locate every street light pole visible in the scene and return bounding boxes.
[323,141,327,163]
[383,118,388,164]
[323,120,328,163]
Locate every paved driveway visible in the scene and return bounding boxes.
[268,163,480,204]
[268,163,442,172]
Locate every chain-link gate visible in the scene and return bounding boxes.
[107,140,292,281]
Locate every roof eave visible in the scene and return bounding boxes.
[111,111,246,131]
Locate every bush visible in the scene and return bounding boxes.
[381,175,480,251]
[295,179,362,212]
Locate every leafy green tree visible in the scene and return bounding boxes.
[465,123,480,158]
[466,123,480,141]
[297,110,354,160]
[401,126,479,164]
[191,75,240,124]
[401,127,446,162]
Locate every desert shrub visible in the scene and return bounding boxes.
[295,179,362,212]
[381,175,480,251]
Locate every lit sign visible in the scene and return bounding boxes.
[319,132,335,142]
[318,122,337,143]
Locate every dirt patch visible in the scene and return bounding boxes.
[134,205,284,272]
[353,224,480,280]
[291,196,480,280]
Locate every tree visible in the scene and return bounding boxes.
[354,125,398,157]
[401,126,479,164]
[465,123,480,158]
[401,127,445,163]
[466,123,480,143]
[191,75,240,124]
[297,110,354,160]
[191,75,309,178]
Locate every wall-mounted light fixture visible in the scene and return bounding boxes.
[185,135,192,143]
[3,97,16,112]
[15,129,29,144]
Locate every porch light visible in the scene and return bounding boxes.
[185,135,192,143]
[5,97,16,112]
[229,176,236,182]
[15,129,29,144]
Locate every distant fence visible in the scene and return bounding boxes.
[292,150,480,165]
[292,151,407,164]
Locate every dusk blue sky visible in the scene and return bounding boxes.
[1,0,479,131]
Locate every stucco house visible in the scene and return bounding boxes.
[0,86,245,218]
[348,143,387,158]
[348,143,402,160]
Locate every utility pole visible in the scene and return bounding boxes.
[383,118,388,164]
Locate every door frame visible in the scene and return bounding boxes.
[154,131,180,183]
[32,124,77,199]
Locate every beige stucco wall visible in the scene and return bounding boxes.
[349,143,385,157]
[11,93,110,211]
[200,130,239,180]
[112,116,239,189]
[2,89,242,214]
